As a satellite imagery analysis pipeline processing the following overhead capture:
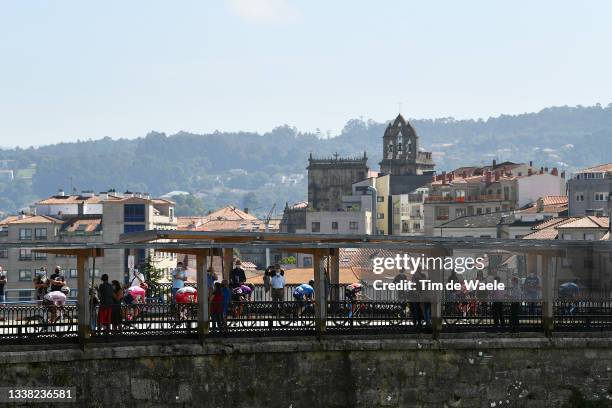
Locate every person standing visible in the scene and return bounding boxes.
[171,262,186,303]
[0,266,6,304]
[33,267,49,302]
[230,260,246,289]
[97,274,114,332]
[48,266,65,293]
[207,267,218,299]
[111,280,123,332]
[270,265,286,303]
[221,279,232,326]
[210,282,224,333]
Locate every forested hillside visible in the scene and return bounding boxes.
[1,104,612,217]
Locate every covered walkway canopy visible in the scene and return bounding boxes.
[20,230,612,348]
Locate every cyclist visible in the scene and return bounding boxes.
[175,286,198,320]
[345,282,364,317]
[124,283,147,321]
[42,286,69,324]
[292,280,315,316]
[231,283,254,319]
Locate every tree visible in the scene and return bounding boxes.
[141,255,165,285]
[172,194,206,216]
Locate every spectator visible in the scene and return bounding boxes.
[210,282,224,333]
[97,274,114,332]
[48,266,65,293]
[89,285,99,332]
[207,267,218,296]
[129,268,145,287]
[263,266,272,293]
[270,264,285,304]
[221,279,232,324]
[111,280,123,332]
[393,268,409,303]
[491,275,505,331]
[230,260,246,289]
[524,272,540,315]
[33,267,49,302]
[171,262,187,302]
[0,266,6,304]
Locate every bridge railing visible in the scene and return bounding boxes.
[1,297,612,343]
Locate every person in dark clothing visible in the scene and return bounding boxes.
[229,260,247,288]
[111,280,123,332]
[48,266,65,292]
[97,274,114,331]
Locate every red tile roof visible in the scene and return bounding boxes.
[578,163,612,173]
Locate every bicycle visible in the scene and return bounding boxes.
[227,299,256,328]
[24,305,73,337]
[331,295,373,327]
[443,294,484,325]
[277,299,315,327]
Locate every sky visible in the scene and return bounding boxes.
[0,0,611,147]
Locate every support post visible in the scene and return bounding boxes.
[196,250,209,343]
[541,254,554,336]
[77,252,91,350]
[429,246,446,339]
[329,249,340,302]
[313,250,327,336]
[223,248,233,281]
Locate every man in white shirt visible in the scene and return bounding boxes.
[270,264,285,303]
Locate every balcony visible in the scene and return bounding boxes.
[425,194,505,203]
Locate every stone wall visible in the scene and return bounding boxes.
[2,336,612,407]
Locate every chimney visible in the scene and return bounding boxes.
[244,208,249,214]
[528,168,533,176]
[494,171,500,181]
[442,171,447,185]
[57,189,65,197]
[492,159,497,168]
[551,167,558,176]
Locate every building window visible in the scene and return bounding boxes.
[377,213,384,219]
[561,233,572,240]
[435,207,449,221]
[349,222,358,230]
[311,222,320,233]
[69,289,78,298]
[34,251,47,260]
[124,204,146,222]
[455,208,467,218]
[331,222,338,230]
[69,269,78,279]
[401,220,410,233]
[34,228,47,240]
[0,249,7,258]
[19,269,32,281]
[303,257,313,267]
[19,249,32,261]
[485,208,491,214]
[169,207,174,221]
[584,233,596,240]
[576,194,584,202]
[89,269,101,278]
[377,196,385,202]
[19,228,32,240]
[594,192,608,201]
[413,222,421,230]
[476,208,482,215]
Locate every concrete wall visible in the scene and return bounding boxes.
[517,173,564,208]
[2,337,612,407]
[568,177,611,216]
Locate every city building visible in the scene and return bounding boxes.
[178,205,282,267]
[567,163,612,216]
[424,162,565,235]
[0,191,177,299]
[307,153,369,211]
[379,114,435,176]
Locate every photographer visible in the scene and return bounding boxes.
[33,267,49,302]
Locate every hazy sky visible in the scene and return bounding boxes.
[1,0,611,147]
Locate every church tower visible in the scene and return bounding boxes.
[379,114,434,176]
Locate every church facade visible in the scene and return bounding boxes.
[379,114,435,176]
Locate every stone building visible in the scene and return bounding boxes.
[379,114,435,176]
[307,152,369,211]
[567,163,612,216]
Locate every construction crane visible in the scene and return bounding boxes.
[264,203,276,266]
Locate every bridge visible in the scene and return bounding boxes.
[1,232,612,406]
